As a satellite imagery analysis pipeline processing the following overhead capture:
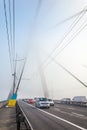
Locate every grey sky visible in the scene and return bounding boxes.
[0,0,87,101]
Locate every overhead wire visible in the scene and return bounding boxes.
[8,0,16,70]
[12,1,87,93]
[3,0,16,98]
[51,57,87,88]
[38,11,87,88]
[29,8,87,79]
[3,0,13,73]
[8,0,12,52]
[13,0,15,63]
[8,0,14,71]
[34,0,42,20]
[7,0,16,96]
[53,8,87,28]
[14,0,43,94]
[19,0,42,78]
[41,10,86,68]
[43,25,87,72]
[43,18,87,69]
[54,20,87,58]
[15,58,27,94]
[3,0,31,96]
[38,46,87,88]
[12,0,16,95]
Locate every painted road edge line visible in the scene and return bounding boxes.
[27,103,87,130]
[38,109,87,130]
[28,104,87,130]
[18,102,34,130]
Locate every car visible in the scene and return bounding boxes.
[35,97,50,108]
[60,98,71,104]
[28,99,35,104]
[48,99,54,106]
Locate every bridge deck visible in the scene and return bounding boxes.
[0,107,17,130]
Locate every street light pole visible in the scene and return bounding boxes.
[12,55,17,94]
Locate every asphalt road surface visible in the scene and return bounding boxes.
[18,100,87,130]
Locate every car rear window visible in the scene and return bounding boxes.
[48,99,52,101]
[39,98,47,101]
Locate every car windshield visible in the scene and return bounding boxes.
[39,98,48,101]
[48,99,52,101]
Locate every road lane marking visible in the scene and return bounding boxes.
[38,109,87,130]
[54,108,75,116]
[54,107,87,119]
[54,107,82,117]
[72,112,85,117]
[26,103,87,130]
[54,108,60,111]
[18,102,34,130]
[68,107,75,110]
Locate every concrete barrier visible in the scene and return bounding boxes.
[0,100,7,108]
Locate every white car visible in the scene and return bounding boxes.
[35,98,50,108]
[48,99,54,106]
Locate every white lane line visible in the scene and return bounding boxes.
[27,103,87,130]
[38,109,87,130]
[18,102,34,130]
[54,108,73,116]
[72,112,85,117]
[68,107,75,110]
[54,108,60,111]
[54,107,87,120]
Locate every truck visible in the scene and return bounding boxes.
[72,96,87,105]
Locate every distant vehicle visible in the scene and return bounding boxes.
[28,99,35,104]
[48,99,54,106]
[35,97,50,108]
[60,98,71,104]
[34,97,38,101]
[22,99,28,102]
[72,96,87,105]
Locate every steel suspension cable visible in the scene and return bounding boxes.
[29,10,87,79]
[40,11,86,68]
[53,59,87,88]
[3,0,13,73]
[53,6,87,28]
[13,0,15,63]
[15,58,27,94]
[54,20,87,58]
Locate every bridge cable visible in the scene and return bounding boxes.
[53,58,87,88]
[42,21,87,71]
[41,11,86,68]
[3,0,13,73]
[29,9,86,79]
[53,21,87,58]
[14,0,43,95]
[15,58,27,94]
[53,6,87,28]
[13,0,15,63]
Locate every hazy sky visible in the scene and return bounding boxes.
[0,0,87,101]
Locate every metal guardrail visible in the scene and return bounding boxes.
[0,100,7,108]
[16,102,33,130]
[54,100,87,107]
